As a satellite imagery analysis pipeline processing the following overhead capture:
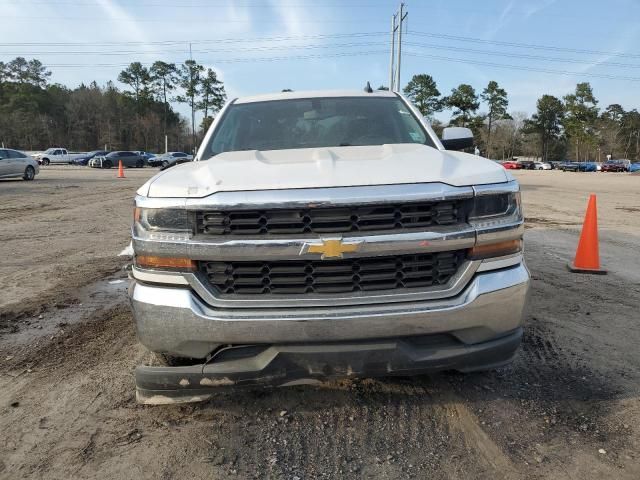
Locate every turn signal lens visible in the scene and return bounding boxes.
[135,255,196,270]
[468,240,522,260]
[134,207,141,222]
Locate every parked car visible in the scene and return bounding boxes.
[0,148,39,180]
[601,160,630,172]
[533,162,551,170]
[89,151,146,169]
[518,160,535,170]
[561,162,598,172]
[129,89,529,404]
[547,161,563,170]
[501,161,520,169]
[32,148,86,165]
[72,150,110,166]
[629,163,640,173]
[148,151,193,168]
[559,162,579,171]
[135,151,157,162]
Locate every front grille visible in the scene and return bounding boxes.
[196,200,463,236]
[199,251,465,295]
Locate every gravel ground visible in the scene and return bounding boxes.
[0,167,639,479]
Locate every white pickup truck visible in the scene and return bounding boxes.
[32,148,86,165]
[129,89,529,404]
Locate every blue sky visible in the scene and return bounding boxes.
[1,0,639,122]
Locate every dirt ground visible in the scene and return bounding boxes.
[1,166,639,479]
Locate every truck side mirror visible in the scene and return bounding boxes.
[441,127,474,151]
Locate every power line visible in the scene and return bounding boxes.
[0,41,387,56]
[403,41,640,69]
[404,51,640,82]
[39,50,388,68]
[0,15,374,23]
[407,31,640,60]
[0,31,386,47]
[1,0,391,5]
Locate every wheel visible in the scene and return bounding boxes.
[161,160,169,168]
[41,158,50,166]
[23,166,35,181]
[537,166,543,170]
[136,159,144,168]
[103,159,113,169]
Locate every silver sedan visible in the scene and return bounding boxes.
[0,149,39,181]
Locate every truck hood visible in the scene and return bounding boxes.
[138,144,510,198]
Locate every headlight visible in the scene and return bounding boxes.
[470,191,520,219]
[134,207,190,232]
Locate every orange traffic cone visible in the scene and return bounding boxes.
[117,160,125,178]
[568,194,606,274]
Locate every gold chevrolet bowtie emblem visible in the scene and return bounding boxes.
[304,238,363,259]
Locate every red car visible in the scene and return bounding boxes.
[601,161,629,172]
[501,161,521,170]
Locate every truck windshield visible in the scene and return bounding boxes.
[205,96,435,157]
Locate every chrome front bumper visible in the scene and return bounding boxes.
[129,261,530,359]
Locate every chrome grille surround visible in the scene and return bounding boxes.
[132,181,524,308]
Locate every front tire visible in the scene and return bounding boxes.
[161,160,169,169]
[41,158,50,166]
[23,166,35,181]
[103,159,113,169]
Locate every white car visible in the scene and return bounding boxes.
[533,162,551,170]
[129,89,529,404]
[0,148,39,180]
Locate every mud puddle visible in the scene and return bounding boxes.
[0,270,129,354]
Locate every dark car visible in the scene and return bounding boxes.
[89,151,145,169]
[135,151,157,162]
[601,160,629,172]
[561,162,598,172]
[148,151,193,168]
[518,160,535,170]
[72,150,109,166]
[559,162,579,171]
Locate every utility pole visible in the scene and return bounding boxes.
[396,3,408,92]
[389,13,397,91]
[389,3,408,92]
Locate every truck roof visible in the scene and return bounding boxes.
[234,89,397,104]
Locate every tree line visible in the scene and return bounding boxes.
[401,74,640,162]
[0,57,226,152]
[1,55,638,162]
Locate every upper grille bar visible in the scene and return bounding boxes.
[196,200,464,236]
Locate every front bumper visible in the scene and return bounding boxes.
[130,262,529,402]
[136,328,523,405]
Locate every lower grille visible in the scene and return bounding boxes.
[199,251,465,295]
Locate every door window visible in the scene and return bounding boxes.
[7,150,26,158]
